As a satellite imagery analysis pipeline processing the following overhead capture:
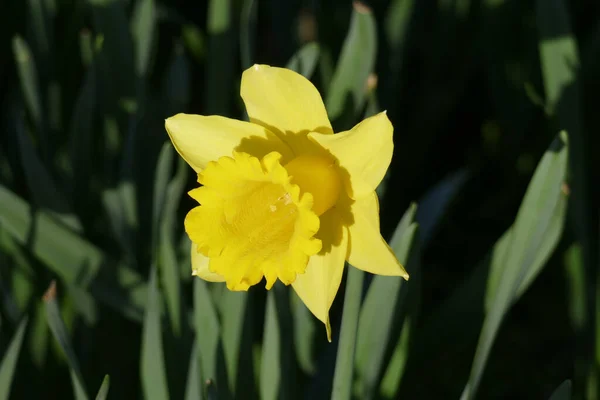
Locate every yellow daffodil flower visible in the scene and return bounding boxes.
[165,64,408,341]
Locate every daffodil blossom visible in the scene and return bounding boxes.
[165,64,408,341]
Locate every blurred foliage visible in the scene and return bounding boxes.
[0,0,598,399]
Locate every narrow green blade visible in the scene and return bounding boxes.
[461,132,569,400]
[141,267,170,400]
[131,0,156,77]
[325,2,377,124]
[44,282,89,400]
[260,285,294,400]
[286,42,320,79]
[0,317,28,400]
[354,203,418,399]
[331,267,364,400]
[94,375,110,400]
[239,0,257,69]
[0,184,149,321]
[184,341,203,400]
[12,36,43,132]
[260,291,280,400]
[549,380,572,400]
[193,278,221,387]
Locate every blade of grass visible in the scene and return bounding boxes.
[184,340,203,400]
[260,291,280,400]
[44,282,89,400]
[0,184,150,321]
[193,278,221,386]
[549,380,572,400]
[461,131,569,400]
[331,266,364,400]
[286,42,320,79]
[291,289,316,375]
[141,267,170,400]
[325,2,377,125]
[354,203,419,399]
[219,290,249,395]
[0,316,28,400]
[131,0,156,78]
[205,0,234,115]
[239,0,256,69]
[260,284,294,400]
[94,375,110,400]
[12,36,43,136]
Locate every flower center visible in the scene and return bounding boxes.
[185,151,322,291]
[284,154,342,216]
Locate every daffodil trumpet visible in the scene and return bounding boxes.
[165,64,408,341]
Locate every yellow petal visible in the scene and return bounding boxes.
[241,65,333,152]
[346,192,409,279]
[309,111,393,199]
[191,242,225,282]
[292,209,348,342]
[165,113,294,172]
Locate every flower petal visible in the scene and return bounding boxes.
[191,242,225,282]
[292,209,348,342]
[346,192,408,279]
[308,111,393,198]
[165,113,294,172]
[241,64,333,139]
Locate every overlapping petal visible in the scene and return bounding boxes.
[308,111,393,199]
[346,192,408,278]
[292,209,348,342]
[190,243,225,282]
[165,113,294,172]
[241,65,333,154]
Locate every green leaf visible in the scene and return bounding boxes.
[94,375,110,400]
[331,267,364,400]
[286,42,320,79]
[131,0,156,78]
[12,36,43,131]
[536,0,578,114]
[204,0,235,115]
[193,278,221,385]
[156,148,188,336]
[219,290,249,394]
[260,285,294,400]
[354,203,419,399]
[44,282,89,400]
[378,316,413,398]
[11,110,81,232]
[325,2,377,123]
[291,290,316,375]
[141,267,170,400]
[461,131,569,400]
[548,380,572,400]
[184,341,203,400]
[239,0,257,69]
[0,316,28,400]
[260,291,280,400]
[0,184,149,322]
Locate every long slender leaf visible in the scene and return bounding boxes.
[184,341,203,400]
[325,2,377,124]
[94,375,110,400]
[141,267,170,400]
[12,36,43,133]
[0,317,28,400]
[0,184,149,321]
[260,291,280,400]
[331,267,364,400]
[461,131,569,400]
[131,0,156,78]
[193,278,221,386]
[354,203,418,399]
[286,42,320,79]
[44,282,88,400]
[549,380,572,400]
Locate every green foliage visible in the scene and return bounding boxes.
[0,0,596,399]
